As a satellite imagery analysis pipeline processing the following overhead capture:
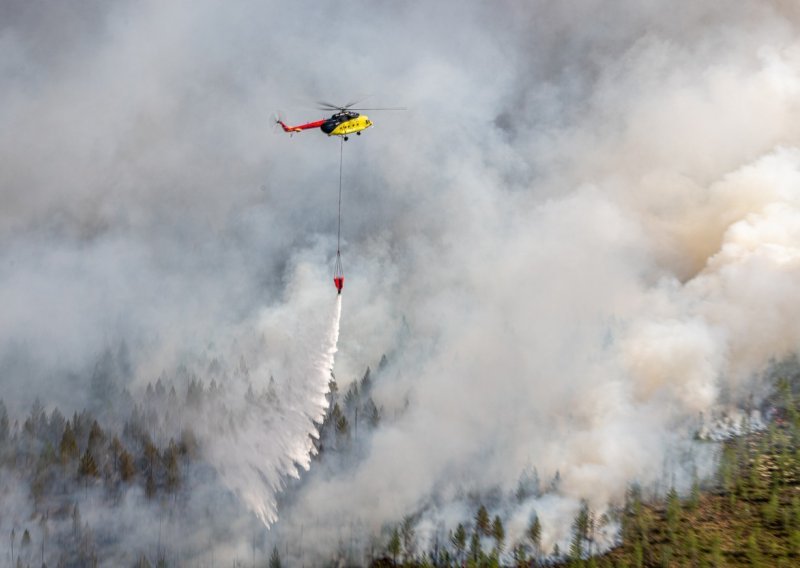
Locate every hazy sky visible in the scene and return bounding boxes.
[3,0,800,561]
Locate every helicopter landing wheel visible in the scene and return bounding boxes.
[356,131,361,136]
[344,136,349,141]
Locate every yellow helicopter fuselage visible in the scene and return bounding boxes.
[329,115,373,137]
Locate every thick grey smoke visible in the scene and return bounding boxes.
[2,0,800,562]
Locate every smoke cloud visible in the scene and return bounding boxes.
[2,0,800,562]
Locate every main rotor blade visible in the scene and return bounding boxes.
[343,98,368,109]
[316,99,406,112]
[346,107,407,111]
[317,101,344,111]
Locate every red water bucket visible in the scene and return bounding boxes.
[333,252,344,294]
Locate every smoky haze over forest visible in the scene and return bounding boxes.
[2,0,800,563]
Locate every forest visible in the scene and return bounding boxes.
[0,346,388,566]
[2,346,799,567]
[365,376,800,567]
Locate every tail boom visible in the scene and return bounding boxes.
[277,119,326,133]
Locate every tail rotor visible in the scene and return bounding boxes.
[273,111,289,135]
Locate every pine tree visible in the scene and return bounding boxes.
[269,546,282,568]
[492,515,505,556]
[569,530,582,562]
[47,407,66,446]
[59,423,79,463]
[709,534,723,567]
[119,449,136,482]
[632,540,643,568]
[686,528,699,565]
[164,439,180,493]
[469,530,482,564]
[550,470,562,492]
[328,374,339,397]
[87,420,106,456]
[763,489,779,526]
[78,449,99,478]
[688,476,701,510]
[450,523,467,564]
[360,366,372,393]
[622,485,644,543]
[21,528,31,549]
[718,445,737,495]
[746,532,761,567]
[388,527,401,564]
[142,434,158,473]
[516,467,541,502]
[364,397,381,428]
[333,402,350,441]
[571,500,590,560]
[344,383,360,411]
[29,398,46,438]
[511,543,528,567]
[401,515,416,562]
[476,505,491,536]
[528,516,542,559]
[666,487,681,538]
[71,410,92,442]
[180,427,199,459]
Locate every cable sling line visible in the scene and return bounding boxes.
[333,137,344,294]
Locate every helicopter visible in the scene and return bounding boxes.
[276,101,405,141]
